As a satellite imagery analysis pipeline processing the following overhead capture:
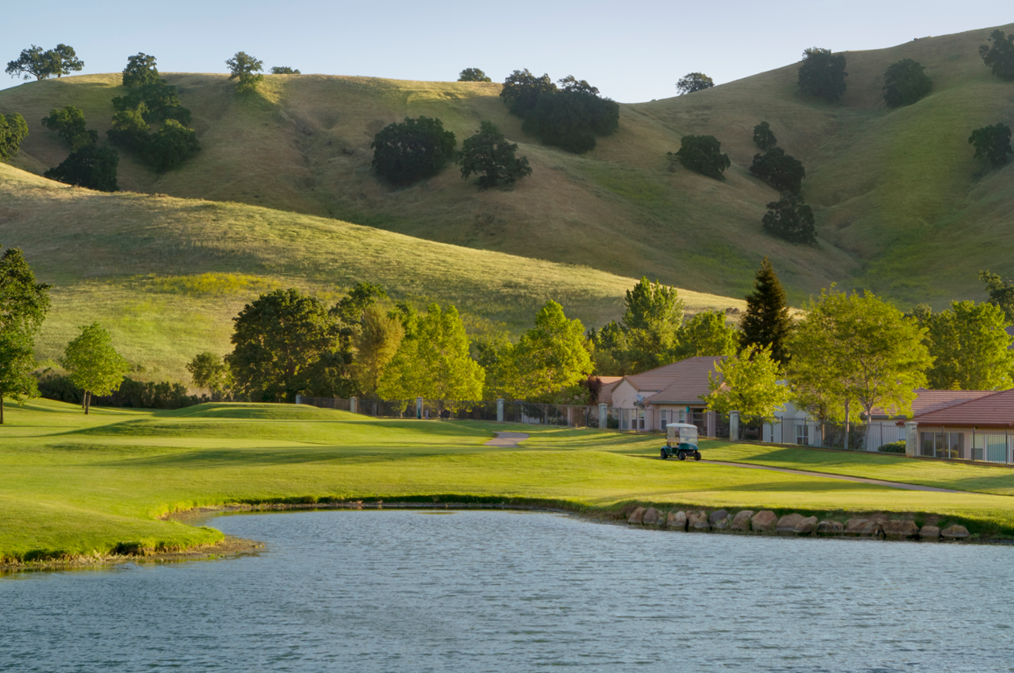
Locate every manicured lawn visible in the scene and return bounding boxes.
[4,401,1014,563]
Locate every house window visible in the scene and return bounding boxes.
[795,423,808,446]
[920,431,965,460]
[660,410,668,431]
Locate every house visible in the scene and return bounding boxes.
[900,388,1014,463]
[608,356,723,434]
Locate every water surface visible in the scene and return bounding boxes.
[2,510,1012,672]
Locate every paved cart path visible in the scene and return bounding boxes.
[700,460,964,493]
[485,433,530,448]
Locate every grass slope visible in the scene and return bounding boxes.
[0,162,740,382]
[2,24,1013,305]
[3,401,1014,563]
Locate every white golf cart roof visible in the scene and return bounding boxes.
[666,423,698,430]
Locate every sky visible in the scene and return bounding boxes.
[4,1,1013,103]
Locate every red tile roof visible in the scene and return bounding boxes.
[910,388,1014,428]
[870,389,995,418]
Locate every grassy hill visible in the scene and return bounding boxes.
[0,163,740,382]
[3,24,1014,307]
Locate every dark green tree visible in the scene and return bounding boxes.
[44,145,119,191]
[519,76,618,154]
[107,107,151,153]
[459,121,531,187]
[6,44,83,81]
[762,193,816,244]
[270,66,300,74]
[114,80,191,125]
[458,68,491,82]
[969,123,1013,168]
[979,270,1014,322]
[676,72,714,94]
[370,116,456,185]
[148,120,201,172]
[500,69,557,117]
[0,247,51,423]
[979,29,1014,81]
[882,59,931,107]
[122,53,160,87]
[226,288,340,402]
[41,106,96,149]
[0,113,29,161]
[673,135,730,179]
[186,351,233,400]
[227,52,264,93]
[740,257,792,365]
[797,47,848,102]
[753,121,777,151]
[750,147,805,194]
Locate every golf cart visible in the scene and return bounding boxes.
[661,423,701,461]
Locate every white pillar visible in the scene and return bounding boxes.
[599,403,608,430]
[808,420,821,447]
[496,398,504,423]
[350,397,358,414]
[416,396,423,419]
[905,422,918,457]
[729,411,739,441]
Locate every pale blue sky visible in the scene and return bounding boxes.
[5,1,1012,102]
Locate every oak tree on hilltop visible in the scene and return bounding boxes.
[500,69,557,117]
[676,72,714,95]
[270,66,301,74]
[227,52,264,93]
[458,68,491,82]
[980,29,1014,81]
[5,44,83,81]
[122,53,160,88]
[797,47,848,102]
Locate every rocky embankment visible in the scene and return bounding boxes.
[626,507,971,541]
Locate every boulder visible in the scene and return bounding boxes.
[941,524,970,540]
[751,510,778,533]
[730,510,754,531]
[708,509,729,525]
[776,513,806,534]
[667,510,687,531]
[628,507,646,525]
[845,518,882,537]
[642,508,660,526]
[688,510,711,531]
[881,520,920,540]
[817,520,844,535]
[793,516,818,535]
[919,525,940,541]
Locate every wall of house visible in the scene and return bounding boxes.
[915,427,1013,463]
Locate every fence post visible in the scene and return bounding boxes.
[416,397,423,420]
[905,421,918,457]
[350,397,358,414]
[598,403,608,430]
[496,398,504,423]
[729,411,739,441]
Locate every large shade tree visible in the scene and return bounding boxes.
[797,47,848,102]
[0,247,51,423]
[924,301,1014,391]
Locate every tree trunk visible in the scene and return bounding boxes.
[1,395,4,425]
[84,390,90,415]
[843,399,851,451]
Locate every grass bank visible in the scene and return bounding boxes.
[3,401,1014,567]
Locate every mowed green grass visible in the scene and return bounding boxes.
[0,162,742,382]
[4,400,1014,563]
[3,25,1014,305]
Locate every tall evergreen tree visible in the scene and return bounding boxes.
[740,258,793,365]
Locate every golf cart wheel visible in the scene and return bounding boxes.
[677,450,687,461]
[694,451,702,461]
[660,449,668,460]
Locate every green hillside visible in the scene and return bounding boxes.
[0,163,740,382]
[3,24,1013,306]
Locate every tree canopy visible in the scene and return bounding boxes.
[882,59,931,107]
[762,193,816,244]
[226,52,264,93]
[702,345,788,419]
[41,106,90,147]
[0,113,28,162]
[740,258,793,365]
[371,116,457,185]
[753,121,777,151]
[673,311,739,360]
[459,121,531,187]
[5,44,83,81]
[186,352,233,400]
[122,53,160,88]
[797,47,848,102]
[0,247,51,423]
[969,123,1013,168]
[270,66,300,75]
[350,306,405,397]
[458,68,491,82]
[500,69,557,117]
[673,135,730,180]
[749,147,805,194]
[61,323,130,414]
[979,270,1014,323]
[676,72,714,95]
[43,145,119,192]
[923,301,1014,391]
[979,29,1014,81]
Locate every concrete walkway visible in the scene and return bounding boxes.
[701,460,963,493]
[485,432,529,448]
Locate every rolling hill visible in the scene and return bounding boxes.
[3,23,1014,307]
[0,162,741,382]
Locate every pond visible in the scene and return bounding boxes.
[2,510,1013,672]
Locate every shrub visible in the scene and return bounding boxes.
[878,441,906,454]
[36,373,203,409]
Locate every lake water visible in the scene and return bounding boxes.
[2,510,1013,672]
